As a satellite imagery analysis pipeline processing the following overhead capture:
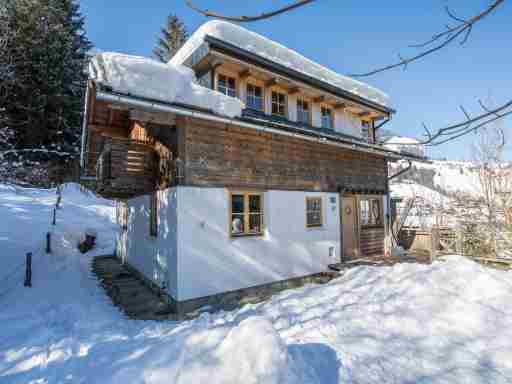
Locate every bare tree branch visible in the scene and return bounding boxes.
[350,0,505,77]
[186,0,316,22]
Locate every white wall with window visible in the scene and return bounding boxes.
[176,187,340,301]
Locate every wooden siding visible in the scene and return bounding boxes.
[360,227,385,256]
[178,116,388,193]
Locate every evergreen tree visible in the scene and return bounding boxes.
[0,0,92,182]
[153,15,188,63]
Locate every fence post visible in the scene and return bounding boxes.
[457,230,464,256]
[24,252,32,287]
[52,207,56,226]
[46,232,51,254]
[430,227,440,263]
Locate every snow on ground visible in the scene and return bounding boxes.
[1,184,512,383]
[90,52,244,118]
[170,20,390,108]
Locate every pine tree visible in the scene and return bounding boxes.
[0,0,92,183]
[153,15,188,63]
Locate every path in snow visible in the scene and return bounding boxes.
[1,184,511,383]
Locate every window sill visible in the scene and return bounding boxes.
[230,233,264,239]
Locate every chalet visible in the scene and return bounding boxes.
[81,21,424,316]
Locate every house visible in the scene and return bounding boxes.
[383,136,425,158]
[81,20,423,316]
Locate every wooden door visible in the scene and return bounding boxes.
[342,196,359,261]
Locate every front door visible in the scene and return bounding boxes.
[342,196,358,261]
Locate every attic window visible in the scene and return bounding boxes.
[321,107,333,129]
[246,83,263,111]
[271,91,287,118]
[297,99,311,125]
[217,74,236,97]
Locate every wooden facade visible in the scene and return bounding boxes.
[177,116,388,193]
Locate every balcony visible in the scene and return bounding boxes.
[96,137,157,198]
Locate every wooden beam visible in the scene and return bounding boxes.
[333,102,346,110]
[313,95,325,103]
[358,111,371,118]
[239,69,251,79]
[288,87,301,95]
[265,77,283,87]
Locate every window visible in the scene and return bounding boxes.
[117,201,128,230]
[271,91,287,117]
[150,192,158,237]
[359,197,382,227]
[362,120,373,143]
[246,83,263,111]
[297,99,311,124]
[230,192,264,237]
[306,197,323,227]
[217,74,236,97]
[321,107,333,129]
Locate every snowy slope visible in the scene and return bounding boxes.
[2,184,512,383]
[171,20,390,108]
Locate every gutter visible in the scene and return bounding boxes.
[95,90,423,162]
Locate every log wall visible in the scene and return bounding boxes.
[178,116,388,193]
[360,227,385,256]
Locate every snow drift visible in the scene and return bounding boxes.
[171,20,390,108]
[89,52,244,118]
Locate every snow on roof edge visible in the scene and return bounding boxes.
[89,52,244,119]
[171,20,391,109]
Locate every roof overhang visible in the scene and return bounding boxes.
[93,84,425,163]
[203,35,395,116]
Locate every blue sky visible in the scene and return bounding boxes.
[81,0,511,160]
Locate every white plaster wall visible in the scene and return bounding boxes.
[287,94,298,122]
[124,188,179,298]
[335,110,362,138]
[176,187,341,301]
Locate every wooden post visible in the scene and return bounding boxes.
[24,252,32,287]
[430,227,440,263]
[457,230,464,256]
[46,232,51,254]
[52,207,56,226]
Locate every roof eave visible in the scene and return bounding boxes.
[203,35,395,115]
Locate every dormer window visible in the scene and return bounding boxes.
[246,83,263,111]
[217,74,236,97]
[297,99,310,125]
[271,91,287,118]
[321,107,333,129]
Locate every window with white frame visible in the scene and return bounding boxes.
[359,197,382,227]
[246,83,263,111]
[321,107,333,129]
[306,197,323,227]
[271,91,287,117]
[362,120,373,143]
[230,192,264,237]
[217,74,236,97]
[297,99,311,124]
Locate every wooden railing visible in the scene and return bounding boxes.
[96,137,157,198]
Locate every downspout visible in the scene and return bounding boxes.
[337,186,347,264]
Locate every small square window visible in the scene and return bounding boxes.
[306,197,323,227]
[231,192,264,237]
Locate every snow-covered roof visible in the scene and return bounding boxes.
[384,136,421,145]
[89,52,244,118]
[171,20,390,109]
